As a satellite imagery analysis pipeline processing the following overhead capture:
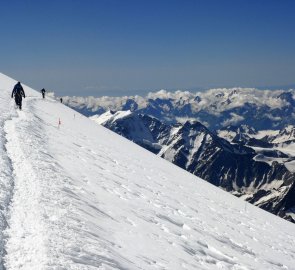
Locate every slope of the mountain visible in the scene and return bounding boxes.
[62,88,295,130]
[93,111,295,223]
[217,125,258,143]
[1,73,295,269]
[91,111,168,153]
[268,125,295,144]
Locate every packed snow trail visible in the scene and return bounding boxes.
[0,77,18,270]
[4,108,48,268]
[0,73,295,269]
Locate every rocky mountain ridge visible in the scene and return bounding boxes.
[91,111,295,223]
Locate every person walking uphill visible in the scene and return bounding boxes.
[11,82,25,110]
[41,88,46,99]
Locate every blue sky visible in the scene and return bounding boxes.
[0,0,294,96]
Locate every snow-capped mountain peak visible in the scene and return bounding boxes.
[63,87,295,130]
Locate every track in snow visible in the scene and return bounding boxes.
[2,98,86,269]
[0,100,15,270]
[3,105,48,269]
[2,97,122,270]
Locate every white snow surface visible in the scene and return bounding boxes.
[0,73,295,269]
[90,110,133,125]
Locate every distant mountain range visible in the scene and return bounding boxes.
[62,88,295,222]
[62,87,295,130]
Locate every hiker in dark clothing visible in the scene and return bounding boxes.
[60,97,63,103]
[41,88,46,99]
[11,82,25,110]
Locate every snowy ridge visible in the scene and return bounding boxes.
[91,110,134,125]
[0,73,295,269]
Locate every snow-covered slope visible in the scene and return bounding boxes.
[0,73,295,269]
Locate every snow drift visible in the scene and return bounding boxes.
[0,73,295,269]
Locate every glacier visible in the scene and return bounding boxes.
[0,73,294,269]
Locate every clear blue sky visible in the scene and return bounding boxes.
[0,0,294,96]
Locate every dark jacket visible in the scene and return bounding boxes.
[12,82,25,98]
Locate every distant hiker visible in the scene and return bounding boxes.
[41,88,46,99]
[60,97,63,103]
[11,82,25,110]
